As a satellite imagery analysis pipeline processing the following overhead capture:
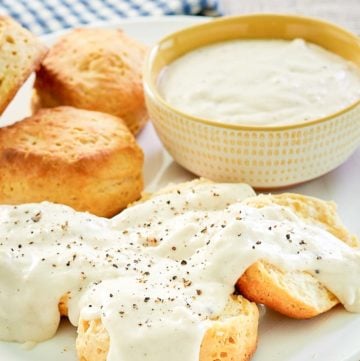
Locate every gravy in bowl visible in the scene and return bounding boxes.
[159,39,360,126]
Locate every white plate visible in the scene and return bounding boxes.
[0,16,359,361]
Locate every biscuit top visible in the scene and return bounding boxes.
[0,106,137,162]
[34,27,148,134]
[0,181,359,361]
[41,28,146,87]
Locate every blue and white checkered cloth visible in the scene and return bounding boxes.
[0,0,219,35]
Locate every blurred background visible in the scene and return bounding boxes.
[220,0,360,34]
[0,0,358,35]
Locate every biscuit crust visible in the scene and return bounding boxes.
[0,16,47,115]
[34,28,148,134]
[237,193,358,319]
[75,295,259,361]
[0,106,144,217]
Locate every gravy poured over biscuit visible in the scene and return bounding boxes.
[0,182,359,361]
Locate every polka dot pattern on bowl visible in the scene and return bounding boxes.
[146,96,360,188]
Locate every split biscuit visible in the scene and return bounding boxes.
[136,181,357,319]
[237,193,358,319]
[75,295,259,361]
[132,180,357,319]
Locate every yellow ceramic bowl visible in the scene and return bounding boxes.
[144,14,360,188]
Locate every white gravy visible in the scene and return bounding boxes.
[158,39,360,125]
[0,182,359,361]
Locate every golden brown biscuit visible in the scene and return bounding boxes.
[237,261,339,319]
[75,295,259,361]
[0,106,143,217]
[237,193,358,319]
[33,28,148,134]
[0,16,47,115]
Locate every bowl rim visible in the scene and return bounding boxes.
[144,13,360,132]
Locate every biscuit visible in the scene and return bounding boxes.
[75,295,259,361]
[237,193,358,319]
[0,16,47,115]
[0,106,143,217]
[137,181,357,319]
[3,179,357,359]
[33,28,148,134]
